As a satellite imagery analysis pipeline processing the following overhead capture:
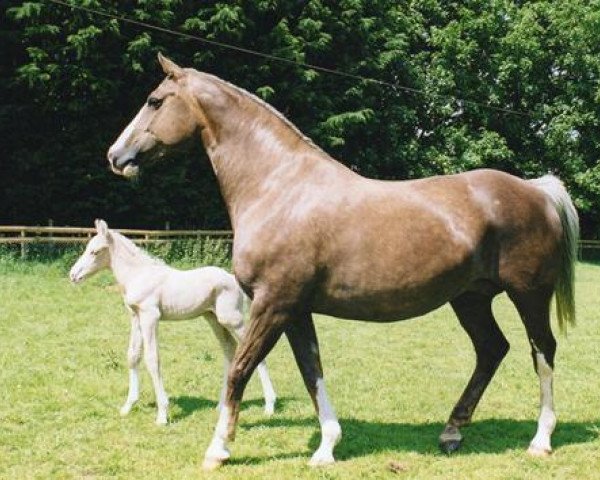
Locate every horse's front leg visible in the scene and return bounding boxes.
[229,323,277,416]
[286,312,341,466]
[120,313,143,416]
[202,299,286,470]
[139,306,169,425]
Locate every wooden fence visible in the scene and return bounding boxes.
[579,239,600,261]
[1,225,599,260]
[0,225,233,259]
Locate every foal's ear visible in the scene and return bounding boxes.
[158,52,184,80]
[94,219,109,236]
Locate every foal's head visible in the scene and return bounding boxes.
[69,219,112,283]
[107,53,208,178]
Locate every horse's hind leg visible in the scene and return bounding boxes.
[440,292,510,453]
[285,312,341,466]
[508,289,557,456]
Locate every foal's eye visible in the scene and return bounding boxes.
[147,97,164,109]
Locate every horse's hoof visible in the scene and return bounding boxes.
[308,452,335,467]
[264,403,275,416]
[202,457,227,471]
[155,416,168,426]
[439,439,462,455]
[203,444,230,470]
[527,445,552,457]
[119,405,132,416]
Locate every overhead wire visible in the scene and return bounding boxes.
[45,0,532,118]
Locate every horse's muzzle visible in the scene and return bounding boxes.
[108,151,139,177]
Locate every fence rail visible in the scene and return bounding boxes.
[1,225,599,258]
[0,225,234,258]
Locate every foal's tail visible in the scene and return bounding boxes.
[529,175,579,331]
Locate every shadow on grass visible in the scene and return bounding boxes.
[234,415,600,464]
[170,395,217,421]
[170,395,297,422]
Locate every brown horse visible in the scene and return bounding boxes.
[107,54,579,469]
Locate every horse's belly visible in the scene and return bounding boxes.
[159,282,213,320]
[313,284,457,322]
[312,253,476,322]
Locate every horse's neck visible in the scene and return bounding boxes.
[199,87,346,227]
[108,236,154,286]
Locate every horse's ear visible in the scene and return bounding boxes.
[158,52,184,80]
[95,219,109,236]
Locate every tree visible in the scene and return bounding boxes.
[3,0,600,235]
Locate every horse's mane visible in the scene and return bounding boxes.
[199,72,329,157]
[110,230,165,266]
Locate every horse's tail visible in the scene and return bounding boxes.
[528,175,579,332]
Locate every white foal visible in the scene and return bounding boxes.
[70,219,276,425]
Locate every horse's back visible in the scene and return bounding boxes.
[234,167,564,320]
[317,169,563,319]
[159,266,241,320]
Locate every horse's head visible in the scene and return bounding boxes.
[107,54,203,177]
[69,219,112,283]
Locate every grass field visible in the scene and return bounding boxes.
[1,260,599,479]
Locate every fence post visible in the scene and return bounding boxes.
[20,229,26,259]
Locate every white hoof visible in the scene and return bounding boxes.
[528,445,552,457]
[308,451,335,467]
[120,403,134,416]
[203,445,230,471]
[202,456,226,471]
[264,401,275,416]
[155,414,168,426]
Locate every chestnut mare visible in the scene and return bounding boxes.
[107,54,578,469]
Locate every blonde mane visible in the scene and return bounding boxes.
[197,72,329,157]
[111,230,165,266]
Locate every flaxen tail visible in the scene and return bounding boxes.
[529,175,579,332]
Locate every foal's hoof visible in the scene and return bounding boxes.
[527,445,552,457]
[439,439,462,455]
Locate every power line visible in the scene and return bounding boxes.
[45,0,531,118]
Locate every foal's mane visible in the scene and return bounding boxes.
[110,230,165,266]
[196,71,329,157]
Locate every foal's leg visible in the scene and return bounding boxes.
[120,313,143,416]
[202,299,286,470]
[509,289,557,456]
[440,292,509,453]
[285,312,341,466]
[139,306,169,425]
[204,312,237,412]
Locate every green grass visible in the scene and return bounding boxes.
[1,261,600,479]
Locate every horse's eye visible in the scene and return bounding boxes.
[147,97,163,109]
